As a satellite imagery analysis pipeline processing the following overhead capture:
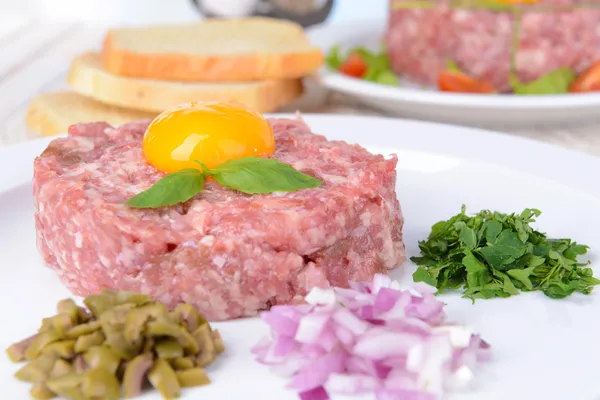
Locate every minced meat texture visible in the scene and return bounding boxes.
[33,118,405,321]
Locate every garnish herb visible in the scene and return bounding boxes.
[325,45,343,70]
[412,206,600,300]
[127,157,322,209]
[446,60,463,73]
[127,169,205,209]
[510,68,576,95]
[325,46,400,86]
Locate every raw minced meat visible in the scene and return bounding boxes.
[33,118,405,321]
[386,0,600,92]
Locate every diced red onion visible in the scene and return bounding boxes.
[252,273,490,400]
[299,386,329,400]
[376,388,437,400]
[262,312,299,337]
[273,335,296,357]
[295,312,330,343]
[325,373,380,394]
[288,348,347,391]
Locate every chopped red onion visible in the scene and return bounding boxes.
[300,386,330,400]
[252,274,490,400]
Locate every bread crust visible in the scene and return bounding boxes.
[100,18,323,82]
[26,91,155,136]
[70,53,305,113]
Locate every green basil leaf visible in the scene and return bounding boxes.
[356,48,390,70]
[375,70,400,86]
[127,169,204,209]
[325,45,343,70]
[446,60,462,73]
[457,0,516,11]
[209,157,322,194]
[512,68,576,95]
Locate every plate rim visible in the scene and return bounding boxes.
[2,114,600,198]
[307,20,600,110]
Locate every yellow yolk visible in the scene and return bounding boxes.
[143,101,275,173]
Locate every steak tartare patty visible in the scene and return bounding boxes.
[386,0,600,92]
[33,118,405,321]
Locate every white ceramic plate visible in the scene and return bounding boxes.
[307,21,600,129]
[1,115,600,400]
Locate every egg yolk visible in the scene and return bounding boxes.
[143,101,275,173]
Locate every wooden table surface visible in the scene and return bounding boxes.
[2,14,600,156]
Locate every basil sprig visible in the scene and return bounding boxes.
[126,157,323,209]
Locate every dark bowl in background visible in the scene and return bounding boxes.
[190,0,334,27]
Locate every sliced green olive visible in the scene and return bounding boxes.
[45,373,83,400]
[172,304,206,332]
[82,367,120,400]
[72,355,88,374]
[15,354,57,382]
[212,330,225,354]
[49,359,74,378]
[115,291,151,307]
[74,331,105,353]
[123,353,154,398]
[41,340,76,359]
[170,357,195,371]
[7,292,219,400]
[25,331,62,360]
[6,333,38,362]
[176,368,211,388]
[56,299,78,316]
[83,293,117,318]
[193,325,216,367]
[30,382,56,399]
[155,340,184,359]
[123,303,169,345]
[83,345,120,374]
[64,320,101,340]
[147,321,199,355]
[105,332,141,360]
[99,303,136,336]
[142,337,155,354]
[148,358,181,399]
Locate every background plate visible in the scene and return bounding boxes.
[1,115,600,399]
[307,21,600,129]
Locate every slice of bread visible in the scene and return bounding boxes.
[101,17,323,82]
[26,91,156,136]
[68,53,305,113]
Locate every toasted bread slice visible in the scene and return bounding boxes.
[101,17,323,82]
[26,91,156,136]
[68,52,304,113]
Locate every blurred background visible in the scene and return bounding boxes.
[1,0,600,154]
[0,0,386,26]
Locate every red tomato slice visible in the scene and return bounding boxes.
[570,62,600,93]
[338,53,368,78]
[438,71,495,94]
